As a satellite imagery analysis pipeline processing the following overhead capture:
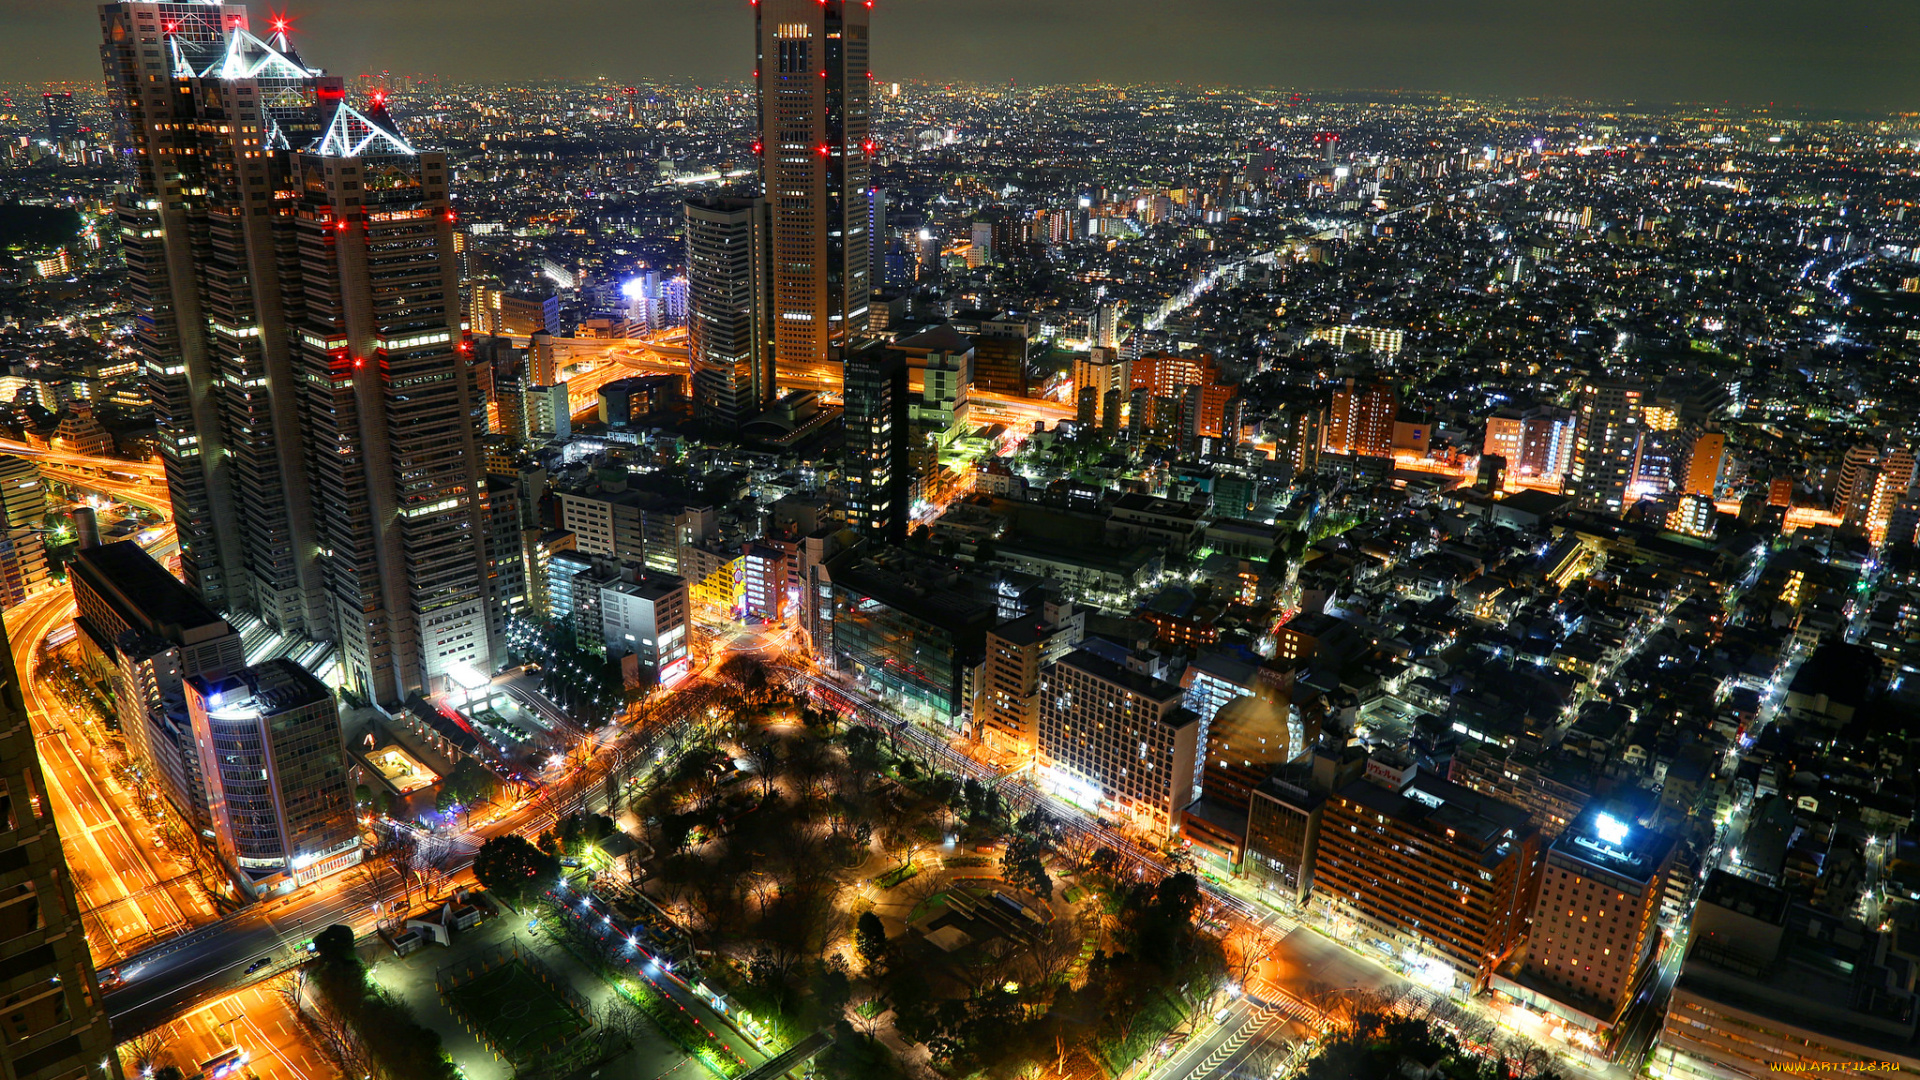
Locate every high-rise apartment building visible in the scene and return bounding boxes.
[1569,381,1647,515]
[1483,410,1524,468]
[1312,768,1541,993]
[842,346,908,542]
[0,622,124,1080]
[685,195,772,432]
[186,659,360,897]
[1499,807,1674,1041]
[1327,378,1397,458]
[975,616,1077,757]
[1273,403,1325,475]
[1519,406,1578,483]
[1073,347,1128,433]
[101,1,502,704]
[1131,354,1237,441]
[755,0,872,371]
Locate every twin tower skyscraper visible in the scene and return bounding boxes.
[102,0,496,705]
[687,0,877,432]
[102,0,875,703]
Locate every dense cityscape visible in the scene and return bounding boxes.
[2,4,1920,1080]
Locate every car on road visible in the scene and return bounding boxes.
[243,956,273,975]
[99,969,124,989]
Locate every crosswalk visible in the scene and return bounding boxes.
[1184,1006,1277,1080]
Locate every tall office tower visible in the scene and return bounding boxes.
[842,347,908,542]
[102,0,334,633]
[1568,380,1646,515]
[40,91,79,142]
[685,195,772,432]
[294,113,497,705]
[186,659,360,897]
[0,619,124,1080]
[1509,807,1674,1042]
[755,0,873,371]
[869,186,887,290]
[0,455,49,606]
[1684,431,1725,497]
[104,2,495,703]
[1327,378,1397,458]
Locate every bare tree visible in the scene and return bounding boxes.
[278,972,373,1079]
[119,1028,171,1078]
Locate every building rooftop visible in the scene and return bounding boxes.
[73,540,226,635]
[1337,768,1534,852]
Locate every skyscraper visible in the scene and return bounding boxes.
[755,0,873,372]
[102,1,502,703]
[842,346,908,542]
[685,195,773,432]
[0,618,124,1080]
[294,112,498,704]
[186,659,361,897]
[1569,380,1647,515]
[102,0,333,630]
[40,91,78,143]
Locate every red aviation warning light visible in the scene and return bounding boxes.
[751,140,764,155]
[369,89,388,106]
[816,144,830,156]
[861,139,876,155]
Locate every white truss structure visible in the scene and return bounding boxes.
[201,27,321,81]
[313,102,416,158]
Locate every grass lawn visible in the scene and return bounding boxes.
[448,959,590,1064]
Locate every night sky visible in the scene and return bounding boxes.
[9,0,1917,112]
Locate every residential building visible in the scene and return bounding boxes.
[1569,381,1647,515]
[1328,378,1398,458]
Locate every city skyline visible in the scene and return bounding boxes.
[9,0,1920,1076]
[4,0,1918,113]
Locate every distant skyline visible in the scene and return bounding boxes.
[7,0,1917,113]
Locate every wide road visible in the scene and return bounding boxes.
[9,532,216,965]
[1144,996,1300,1080]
